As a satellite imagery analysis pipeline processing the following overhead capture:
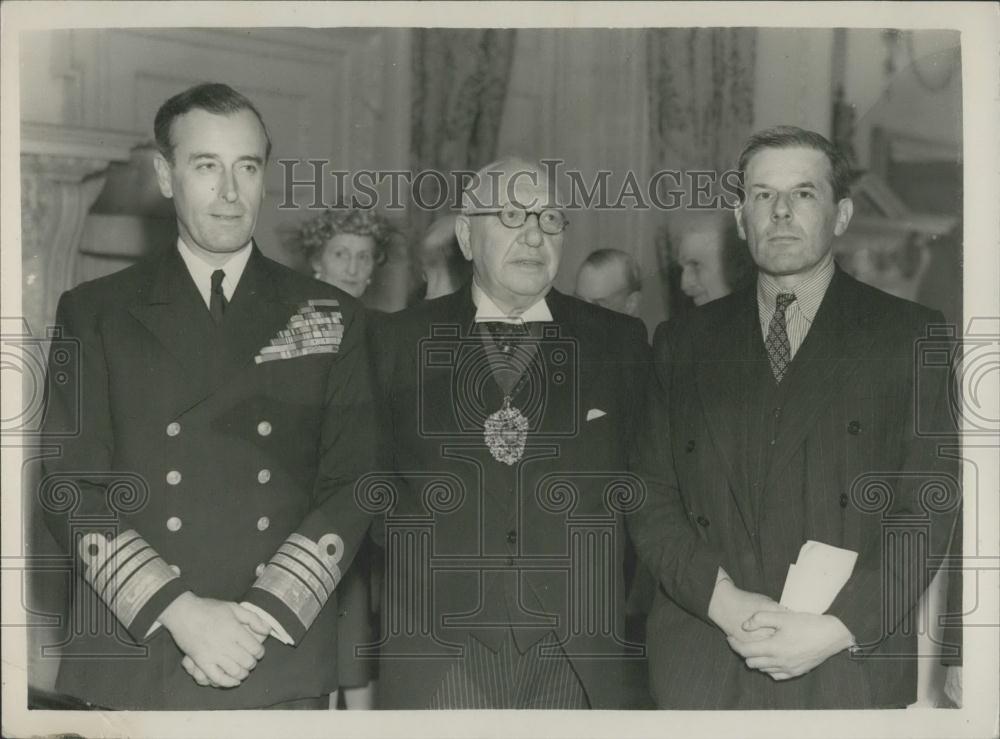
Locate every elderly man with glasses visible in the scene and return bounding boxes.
[371,157,650,709]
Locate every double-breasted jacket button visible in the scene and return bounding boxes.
[848,420,862,435]
[257,469,271,484]
[255,563,266,578]
[506,529,517,544]
[166,470,182,486]
[169,564,181,575]
[839,493,849,509]
[257,516,270,531]
[257,421,272,437]
[166,422,181,437]
[686,440,696,452]
[697,516,710,528]
[166,516,182,532]
[505,556,515,567]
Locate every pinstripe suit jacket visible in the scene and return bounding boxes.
[629,267,960,709]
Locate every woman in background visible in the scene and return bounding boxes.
[296,207,395,710]
[301,208,393,300]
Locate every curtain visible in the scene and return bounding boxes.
[647,28,756,172]
[409,28,517,242]
[646,28,756,315]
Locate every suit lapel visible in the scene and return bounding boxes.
[695,284,760,537]
[761,268,878,492]
[128,245,291,416]
[422,287,506,433]
[457,285,507,416]
[429,286,580,449]
[128,248,221,412]
[540,289,581,437]
[214,247,290,383]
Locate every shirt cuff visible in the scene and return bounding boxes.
[240,601,294,645]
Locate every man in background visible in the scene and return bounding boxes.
[413,213,471,302]
[40,82,375,709]
[667,209,755,309]
[574,248,642,316]
[630,126,959,709]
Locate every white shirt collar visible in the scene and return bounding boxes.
[471,281,554,323]
[176,237,253,309]
[756,257,835,324]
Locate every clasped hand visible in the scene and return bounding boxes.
[727,610,855,681]
[708,576,854,681]
[159,592,270,688]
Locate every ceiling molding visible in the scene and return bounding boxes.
[118,28,374,67]
[21,121,144,161]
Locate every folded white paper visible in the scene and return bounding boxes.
[779,540,858,614]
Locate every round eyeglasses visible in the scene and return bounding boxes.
[465,205,569,235]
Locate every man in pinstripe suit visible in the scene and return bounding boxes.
[374,158,650,708]
[629,126,959,709]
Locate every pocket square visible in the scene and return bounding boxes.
[255,299,344,364]
[586,408,607,421]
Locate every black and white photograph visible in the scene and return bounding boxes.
[1,2,997,737]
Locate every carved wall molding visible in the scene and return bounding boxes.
[20,123,143,336]
[21,122,142,162]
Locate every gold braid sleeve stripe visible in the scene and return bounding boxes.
[78,529,179,629]
[252,532,344,630]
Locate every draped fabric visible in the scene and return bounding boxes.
[409,29,517,242]
[646,28,756,173]
[646,27,756,316]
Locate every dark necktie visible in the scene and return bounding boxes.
[481,321,530,395]
[210,269,227,325]
[765,292,796,383]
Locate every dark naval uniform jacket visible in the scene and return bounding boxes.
[370,285,650,709]
[40,245,375,709]
[629,268,960,709]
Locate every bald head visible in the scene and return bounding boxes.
[575,249,641,316]
[461,157,558,212]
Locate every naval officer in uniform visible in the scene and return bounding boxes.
[39,82,375,709]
